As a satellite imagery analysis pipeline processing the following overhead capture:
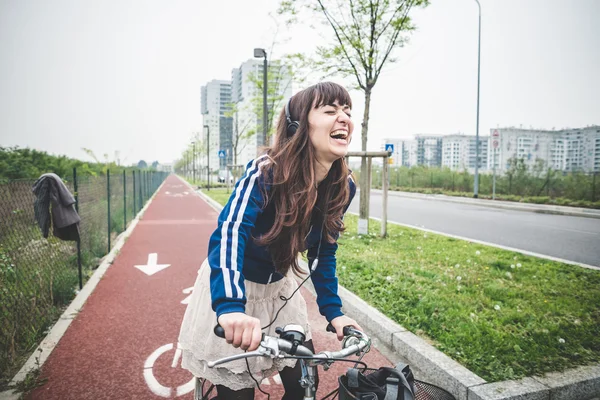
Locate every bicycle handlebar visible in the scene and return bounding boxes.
[207,323,370,369]
[213,323,351,339]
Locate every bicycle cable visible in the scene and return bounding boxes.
[247,215,326,397]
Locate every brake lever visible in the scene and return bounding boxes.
[326,323,359,337]
[207,331,282,368]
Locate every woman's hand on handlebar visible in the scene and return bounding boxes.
[330,315,363,341]
[217,313,262,351]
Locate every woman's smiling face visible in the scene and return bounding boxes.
[307,100,354,164]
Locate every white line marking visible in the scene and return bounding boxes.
[181,287,194,304]
[144,343,195,398]
[349,213,600,270]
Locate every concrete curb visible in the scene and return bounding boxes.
[181,180,223,213]
[1,179,168,399]
[189,186,600,400]
[367,189,600,220]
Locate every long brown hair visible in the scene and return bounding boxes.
[256,82,353,275]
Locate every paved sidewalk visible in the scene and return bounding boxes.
[22,175,391,399]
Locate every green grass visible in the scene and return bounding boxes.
[336,216,600,382]
[199,187,600,382]
[199,187,234,206]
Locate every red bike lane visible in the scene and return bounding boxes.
[27,175,392,400]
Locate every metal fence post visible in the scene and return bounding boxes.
[73,167,82,290]
[107,170,111,252]
[142,171,145,200]
[133,170,137,216]
[139,170,143,210]
[123,170,127,231]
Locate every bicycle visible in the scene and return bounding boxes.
[196,323,456,400]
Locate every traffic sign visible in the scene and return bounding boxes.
[492,130,500,138]
[385,143,394,153]
[218,150,226,159]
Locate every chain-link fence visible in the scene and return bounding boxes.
[0,169,168,387]
[354,165,600,206]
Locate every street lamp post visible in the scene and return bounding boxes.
[254,48,268,148]
[204,124,210,191]
[192,140,196,184]
[473,0,482,198]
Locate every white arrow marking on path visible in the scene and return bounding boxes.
[181,287,194,304]
[135,253,171,276]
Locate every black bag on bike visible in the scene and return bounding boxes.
[338,362,416,400]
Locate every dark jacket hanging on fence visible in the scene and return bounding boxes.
[32,173,80,241]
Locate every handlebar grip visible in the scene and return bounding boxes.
[326,323,353,336]
[214,324,226,338]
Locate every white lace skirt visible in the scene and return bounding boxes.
[178,259,312,390]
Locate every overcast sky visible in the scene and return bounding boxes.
[1,0,598,165]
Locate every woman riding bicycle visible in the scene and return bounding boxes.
[178,81,362,399]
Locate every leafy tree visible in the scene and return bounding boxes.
[278,0,428,227]
[278,0,428,152]
[505,156,528,195]
[0,146,124,180]
[247,60,295,145]
[137,160,148,169]
[224,102,257,172]
[151,161,159,169]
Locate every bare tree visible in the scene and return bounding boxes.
[278,0,428,226]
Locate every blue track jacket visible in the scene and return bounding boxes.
[208,155,356,322]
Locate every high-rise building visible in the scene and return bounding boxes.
[201,80,232,172]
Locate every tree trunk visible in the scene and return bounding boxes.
[359,87,373,233]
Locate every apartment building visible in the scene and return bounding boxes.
[442,134,489,172]
[489,126,600,173]
[201,80,233,172]
[382,136,441,167]
[417,135,443,167]
[383,134,488,172]
[385,126,600,173]
[230,59,292,167]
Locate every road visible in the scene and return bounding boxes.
[348,190,600,267]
